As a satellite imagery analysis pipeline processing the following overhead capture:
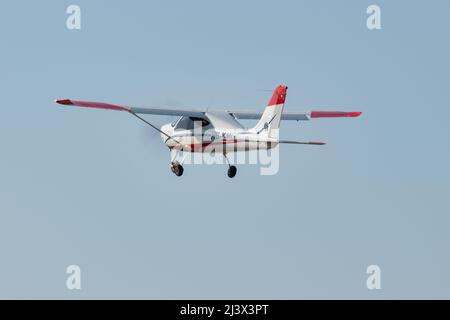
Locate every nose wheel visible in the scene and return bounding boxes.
[170,161,184,177]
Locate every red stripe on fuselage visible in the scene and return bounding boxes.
[172,139,239,151]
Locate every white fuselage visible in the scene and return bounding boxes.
[160,123,278,153]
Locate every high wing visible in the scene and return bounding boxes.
[55,99,206,118]
[55,99,361,121]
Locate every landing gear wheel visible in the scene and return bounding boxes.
[227,165,237,178]
[170,162,184,177]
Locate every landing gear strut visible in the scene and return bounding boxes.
[224,153,237,178]
[170,161,184,177]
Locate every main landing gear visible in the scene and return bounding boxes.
[168,151,237,178]
[169,150,188,177]
[227,165,237,178]
[224,153,237,178]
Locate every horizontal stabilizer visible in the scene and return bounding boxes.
[278,140,326,145]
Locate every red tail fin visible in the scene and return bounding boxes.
[267,85,288,106]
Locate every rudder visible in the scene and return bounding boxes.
[252,85,288,139]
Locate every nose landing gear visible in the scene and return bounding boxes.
[170,161,184,177]
[169,150,187,177]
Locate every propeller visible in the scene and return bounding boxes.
[136,99,183,153]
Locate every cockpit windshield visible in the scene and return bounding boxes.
[172,116,210,131]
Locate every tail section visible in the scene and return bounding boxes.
[252,85,288,139]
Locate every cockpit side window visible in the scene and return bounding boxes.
[174,116,193,130]
[190,117,211,128]
[173,116,210,131]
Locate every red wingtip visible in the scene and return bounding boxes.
[310,111,362,118]
[55,99,73,105]
[54,99,130,111]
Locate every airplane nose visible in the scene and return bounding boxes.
[160,124,172,143]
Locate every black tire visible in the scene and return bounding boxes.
[171,162,184,177]
[176,164,184,177]
[227,165,237,178]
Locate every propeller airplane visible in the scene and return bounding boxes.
[56,85,361,178]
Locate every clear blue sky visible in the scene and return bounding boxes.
[0,0,449,298]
